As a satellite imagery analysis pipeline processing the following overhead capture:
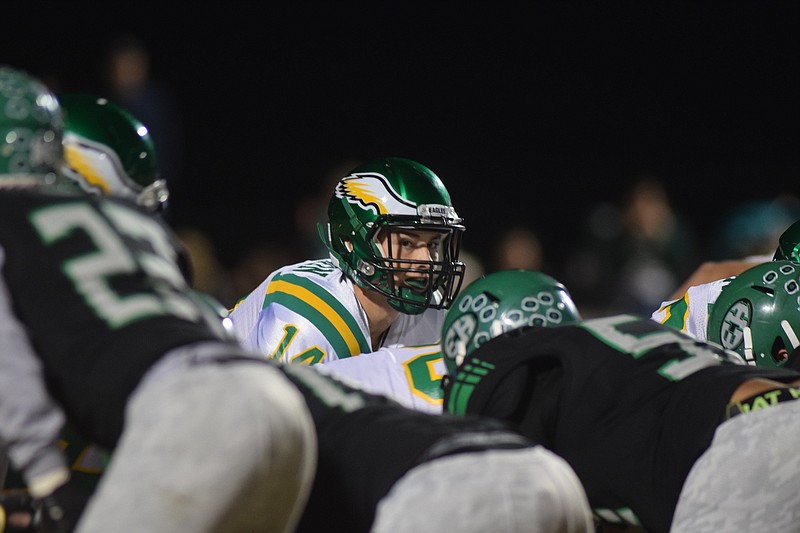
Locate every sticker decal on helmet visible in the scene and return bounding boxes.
[440,270,581,377]
[335,173,417,216]
[718,300,751,351]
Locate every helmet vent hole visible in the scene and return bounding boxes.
[752,286,775,297]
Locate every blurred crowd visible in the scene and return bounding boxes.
[36,33,800,317]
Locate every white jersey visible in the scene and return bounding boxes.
[651,278,731,341]
[228,259,444,364]
[314,344,445,414]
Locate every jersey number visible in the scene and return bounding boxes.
[404,350,445,404]
[271,325,326,365]
[32,202,200,329]
[582,315,740,381]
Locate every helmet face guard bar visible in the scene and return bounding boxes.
[358,218,466,310]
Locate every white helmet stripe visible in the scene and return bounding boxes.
[781,320,800,350]
[743,327,755,365]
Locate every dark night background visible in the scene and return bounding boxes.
[3,3,798,305]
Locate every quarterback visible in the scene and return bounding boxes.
[229,156,466,364]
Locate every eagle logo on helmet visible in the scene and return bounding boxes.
[334,173,417,217]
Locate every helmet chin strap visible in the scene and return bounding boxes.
[743,327,756,365]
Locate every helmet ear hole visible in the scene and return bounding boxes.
[771,336,789,364]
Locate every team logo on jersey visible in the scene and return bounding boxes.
[335,173,418,216]
[719,299,752,350]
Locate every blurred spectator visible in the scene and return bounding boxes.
[662,193,800,300]
[489,226,545,273]
[102,34,184,204]
[710,193,800,261]
[565,175,701,317]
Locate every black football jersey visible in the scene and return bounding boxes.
[281,364,529,533]
[0,189,226,448]
[445,314,800,532]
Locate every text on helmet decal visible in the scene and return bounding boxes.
[418,204,462,224]
[719,299,751,351]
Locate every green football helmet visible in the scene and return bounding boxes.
[441,269,582,377]
[59,93,167,211]
[0,66,63,187]
[707,260,800,367]
[319,157,466,315]
[773,219,800,262]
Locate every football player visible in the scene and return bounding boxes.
[282,362,594,533]
[313,269,582,413]
[0,65,317,533]
[1,70,597,533]
[228,156,466,364]
[653,258,800,370]
[443,269,800,532]
[2,93,217,525]
[705,260,800,368]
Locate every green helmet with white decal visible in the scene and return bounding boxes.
[707,260,800,367]
[0,66,63,188]
[319,157,466,315]
[60,93,167,211]
[441,269,581,377]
